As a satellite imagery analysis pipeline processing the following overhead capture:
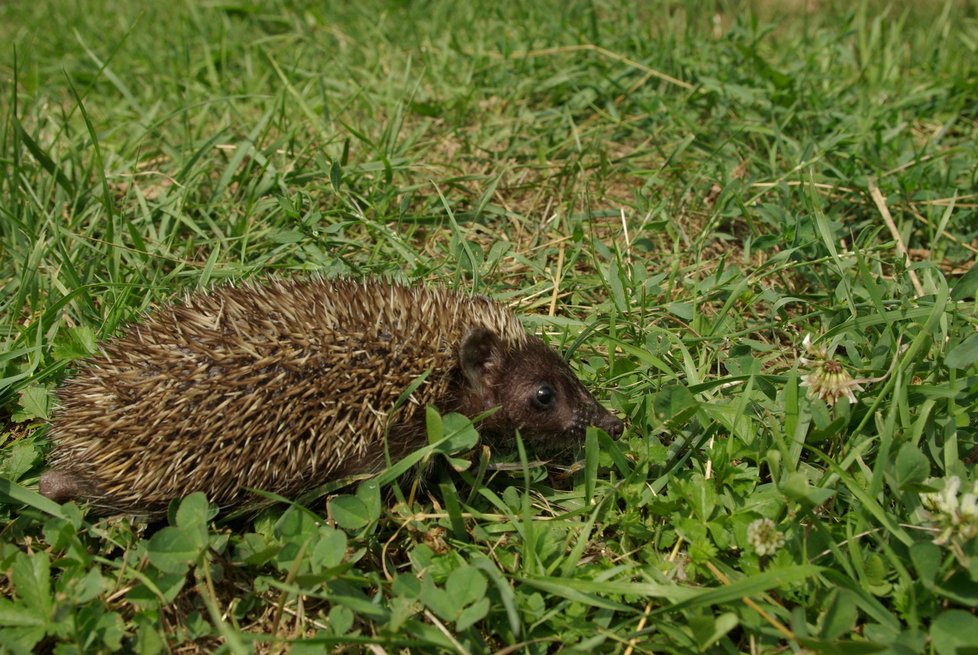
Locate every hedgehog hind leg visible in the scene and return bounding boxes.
[39,469,97,504]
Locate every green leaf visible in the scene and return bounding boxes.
[42,517,87,564]
[52,325,97,361]
[779,472,836,507]
[387,596,418,634]
[329,495,371,531]
[946,334,978,370]
[175,492,216,529]
[69,568,106,605]
[10,552,52,617]
[391,573,421,599]
[471,554,522,638]
[666,302,694,320]
[931,610,978,655]
[0,626,46,655]
[456,597,490,632]
[936,572,978,607]
[425,406,444,444]
[76,606,126,652]
[910,542,942,588]
[440,413,480,451]
[126,570,187,606]
[147,526,206,574]
[951,262,978,300]
[689,612,739,650]
[270,229,305,244]
[311,527,347,570]
[356,479,382,524]
[275,506,320,541]
[328,605,354,636]
[0,599,48,628]
[821,589,859,640]
[0,438,40,481]
[419,575,455,622]
[12,385,51,422]
[686,475,717,521]
[652,384,699,426]
[235,533,279,567]
[132,613,166,654]
[892,443,930,491]
[607,257,626,312]
[445,565,487,608]
[329,160,342,191]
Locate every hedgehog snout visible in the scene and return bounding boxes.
[595,410,624,439]
[576,399,624,439]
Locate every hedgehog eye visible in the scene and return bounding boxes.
[532,383,557,410]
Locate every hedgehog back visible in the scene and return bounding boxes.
[47,279,527,511]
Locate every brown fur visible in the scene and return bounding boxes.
[40,278,623,514]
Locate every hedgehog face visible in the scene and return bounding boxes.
[459,328,623,449]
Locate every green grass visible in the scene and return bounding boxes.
[2,0,978,652]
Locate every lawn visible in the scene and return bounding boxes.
[1,0,977,652]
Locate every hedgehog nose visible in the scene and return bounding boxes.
[598,413,624,439]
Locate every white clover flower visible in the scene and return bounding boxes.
[798,334,864,406]
[919,476,978,546]
[963,484,978,519]
[922,475,960,516]
[958,481,978,539]
[747,518,785,556]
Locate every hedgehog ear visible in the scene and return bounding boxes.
[460,327,503,390]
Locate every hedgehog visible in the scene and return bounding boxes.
[38,278,624,515]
